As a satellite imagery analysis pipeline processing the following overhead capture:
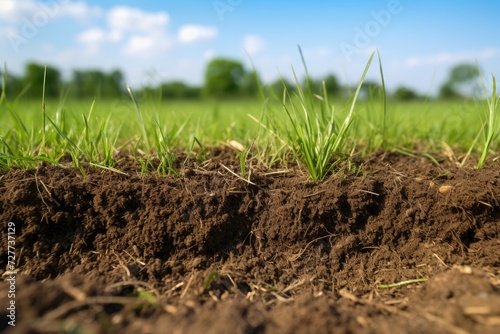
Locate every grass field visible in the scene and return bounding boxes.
[1,57,499,178]
[1,95,497,170]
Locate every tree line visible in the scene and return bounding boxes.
[0,60,481,101]
[0,64,125,100]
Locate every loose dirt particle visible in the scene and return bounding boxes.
[439,185,454,193]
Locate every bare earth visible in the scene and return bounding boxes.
[1,150,499,333]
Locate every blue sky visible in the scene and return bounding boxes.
[1,0,499,94]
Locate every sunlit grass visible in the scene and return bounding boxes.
[477,75,499,168]
[275,50,375,180]
[1,64,499,176]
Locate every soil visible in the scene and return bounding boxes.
[1,149,499,334]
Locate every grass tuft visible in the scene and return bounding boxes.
[278,49,375,180]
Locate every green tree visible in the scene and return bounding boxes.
[266,78,296,97]
[161,81,201,99]
[360,81,382,100]
[0,69,24,99]
[72,70,101,98]
[239,69,262,97]
[439,63,481,99]
[105,69,124,97]
[203,58,246,98]
[439,82,461,99]
[71,69,124,98]
[393,86,419,101]
[302,76,321,96]
[24,63,61,98]
[449,63,480,83]
[323,74,340,96]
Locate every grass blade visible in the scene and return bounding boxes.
[127,85,150,154]
[46,115,86,159]
[477,74,498,168]
[333,51,376,153]
[42,65,47,149]
[0,63,6,108]
[377,49,387,147]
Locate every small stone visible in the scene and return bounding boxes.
[438,185,453,194]
[229,140,245,152]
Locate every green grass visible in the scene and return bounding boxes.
[477,75,499,168]
[0,96,264,170]
[276,49,375,180]
[0,68,499,177]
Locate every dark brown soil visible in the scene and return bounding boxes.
[1,150,499,333]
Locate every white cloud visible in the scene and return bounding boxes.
[0,0,38,21]
[404,48,500,68]
[0,0,101,22]
[77,28,108,44]
[124,35,156,55]
[178,25,218,43]
[108,6,169,35]
[122,34,171,56]
[76,28,111,54]
[0,2,170,56]
[59,1,103,19]
[76,6,172,56]
[243,35,265,55]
